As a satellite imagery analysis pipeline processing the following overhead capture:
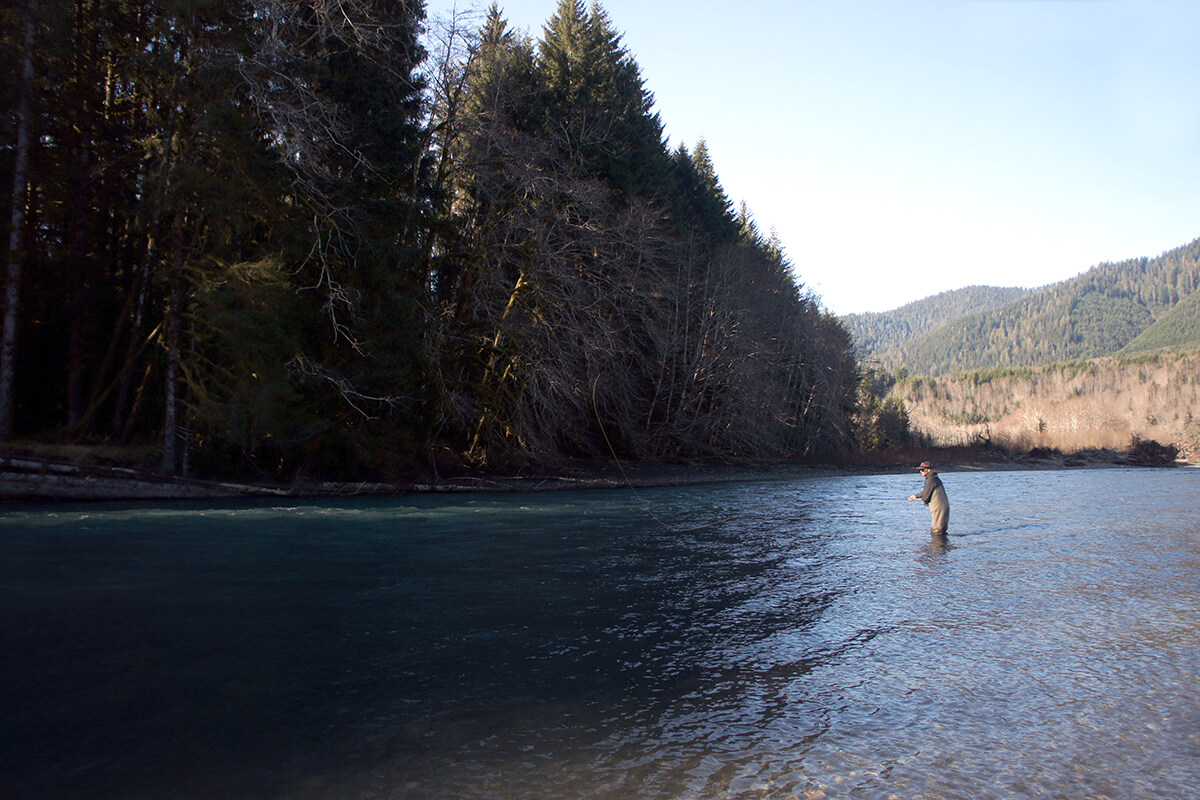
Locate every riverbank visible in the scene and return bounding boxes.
[1,441,1189,502]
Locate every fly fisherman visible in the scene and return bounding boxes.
[908,461,950,535]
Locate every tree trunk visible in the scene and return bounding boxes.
[0,0,39,441]
[66,130,96,432]
[115,100,175,439]
[162,214,184,475]
[66,0,101,432]
[112,257,152,438]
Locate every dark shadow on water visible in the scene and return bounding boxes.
[0,494,851,800]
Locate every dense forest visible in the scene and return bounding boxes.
[0,0,862,481]
[841,285,1030,360]
[1120,281,1200,354]
[856,238,1200,376]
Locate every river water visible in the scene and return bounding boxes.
[2,467,1199,799]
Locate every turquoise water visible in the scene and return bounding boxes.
[2,467,1199,799]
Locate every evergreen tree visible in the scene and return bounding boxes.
[207,0,434,478]
[428,0,860,466]
[536,0,666,197]
[0,0,437,478]
[666,140,738,243]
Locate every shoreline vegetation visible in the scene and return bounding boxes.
[1,2,861,486]
[2,441,1189,503]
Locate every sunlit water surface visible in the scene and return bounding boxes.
[3,467,1200,799]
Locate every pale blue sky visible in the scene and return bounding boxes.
[422,0,1200,314]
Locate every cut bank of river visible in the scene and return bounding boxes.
[2,467,1199,799]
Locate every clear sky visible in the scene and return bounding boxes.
[421,0,1200,315]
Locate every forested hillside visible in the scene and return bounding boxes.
[891,238,1200,375]
[1120,285,1200,355]
[0,0,859,480]
[897,352,1200,459]
[841,285,1030,359]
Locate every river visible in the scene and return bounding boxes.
[2,467,1199,799]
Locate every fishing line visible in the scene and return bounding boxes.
[592,378,736,533]
[866,497,923,532]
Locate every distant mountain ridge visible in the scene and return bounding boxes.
[841,286,1031,358]
[844,237,1200,376]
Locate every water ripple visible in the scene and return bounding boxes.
[3,468,1200,799]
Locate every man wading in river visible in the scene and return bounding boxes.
[909,461,949,535]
